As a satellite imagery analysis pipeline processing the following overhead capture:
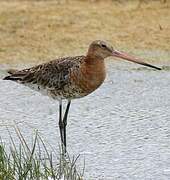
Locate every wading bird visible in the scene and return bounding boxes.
[3,40,161,153]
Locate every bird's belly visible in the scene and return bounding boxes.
[49,84,89,100]
[21,82,85,101]
[23,79,102,100]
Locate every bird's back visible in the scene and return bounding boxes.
[4,56,87,99]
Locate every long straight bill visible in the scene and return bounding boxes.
[112,50,161,70]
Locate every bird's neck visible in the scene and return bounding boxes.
[85,54,104,65]
[84,55,106,76]
[77,54,106,92]
[71,54,106,95]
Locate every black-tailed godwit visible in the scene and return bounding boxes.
[3,40,161,153]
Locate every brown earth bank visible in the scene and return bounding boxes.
[0,0,169,65]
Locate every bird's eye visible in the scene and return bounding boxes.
[101,44,106,48]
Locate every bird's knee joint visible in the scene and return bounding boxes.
[63,121,67,127]
[59,121,64,128]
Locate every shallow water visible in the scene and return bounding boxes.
[0,61,170,180]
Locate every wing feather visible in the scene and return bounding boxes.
[3,56,85,90]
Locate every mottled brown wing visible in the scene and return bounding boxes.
[3,56,85,90]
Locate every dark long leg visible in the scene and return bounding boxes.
[63,100,71,153]
[58,101,64,152]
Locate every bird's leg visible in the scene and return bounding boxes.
[58,100,64,153]
[62,100,71,154]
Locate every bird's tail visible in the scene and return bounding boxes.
[3,69,24,81]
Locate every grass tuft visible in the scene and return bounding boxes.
[0,127,84,180]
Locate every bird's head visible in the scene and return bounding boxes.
[87,40,161,70]
[88,40,113,59]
